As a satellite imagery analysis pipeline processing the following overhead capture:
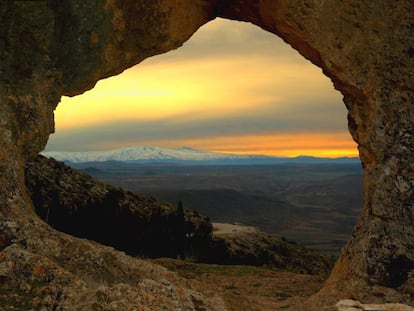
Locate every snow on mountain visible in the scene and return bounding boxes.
[42,146,254,163]
[42,146,360,164]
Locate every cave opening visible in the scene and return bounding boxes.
[42,18,361,256]
[3,2,413,308]
[46,18,355,158]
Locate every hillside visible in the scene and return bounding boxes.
[142,183,362,254]
[145,188,305,238]
[25,155,212,259]
[205,223,334,275]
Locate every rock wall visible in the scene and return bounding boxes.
[218,1,414,307]
[1,0,413,310]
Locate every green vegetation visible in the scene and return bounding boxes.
[153,258,270,278]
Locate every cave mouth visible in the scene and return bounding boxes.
[47,18,356,159]
[2,1,413,308]
[44,18,360,257]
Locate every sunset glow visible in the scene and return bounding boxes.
[48,18,358,158]
[93,133,357,158]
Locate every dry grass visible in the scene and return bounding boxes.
[152,258,327,311]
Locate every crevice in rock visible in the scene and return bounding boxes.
[385,256,414,288]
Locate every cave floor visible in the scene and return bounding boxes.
[152,258,326,311]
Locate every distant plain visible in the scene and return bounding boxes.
[71,161,363,255]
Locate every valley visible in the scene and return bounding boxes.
[70,161,363,255]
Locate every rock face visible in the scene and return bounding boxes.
[0,235,227,311]
[336,299,414,311]
[1,1,414,310]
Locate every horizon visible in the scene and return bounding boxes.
[44,145,359,159]
[46,18,358,158]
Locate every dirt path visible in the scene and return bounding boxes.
[213,222,258,235]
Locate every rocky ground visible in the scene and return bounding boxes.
[152,258,326,311]
[336,299,414,311]
[0,220,227,311]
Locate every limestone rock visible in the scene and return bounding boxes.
[336,299,414,311]
[0,240,226,311]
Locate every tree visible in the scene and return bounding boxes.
[175,200,186,258]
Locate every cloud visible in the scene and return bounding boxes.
[47,18,353,156]
[146,18,299,64]
[46,124,356,157]
[46,101,350,152]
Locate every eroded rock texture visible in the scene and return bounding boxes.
[1,0,413,310]
[219,1,414,307]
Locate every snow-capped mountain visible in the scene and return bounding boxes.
[42,146,360,164]
[42,146,255,163]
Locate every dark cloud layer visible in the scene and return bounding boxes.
[46,99,349,151]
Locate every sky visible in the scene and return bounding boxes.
[45,18,358,158]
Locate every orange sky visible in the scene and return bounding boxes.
[47,18,358,158]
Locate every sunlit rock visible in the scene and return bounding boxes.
[336,299,414,311]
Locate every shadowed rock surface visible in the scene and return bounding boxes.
[1,1,414,310]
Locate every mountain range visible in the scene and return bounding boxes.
[43,146,360,165]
